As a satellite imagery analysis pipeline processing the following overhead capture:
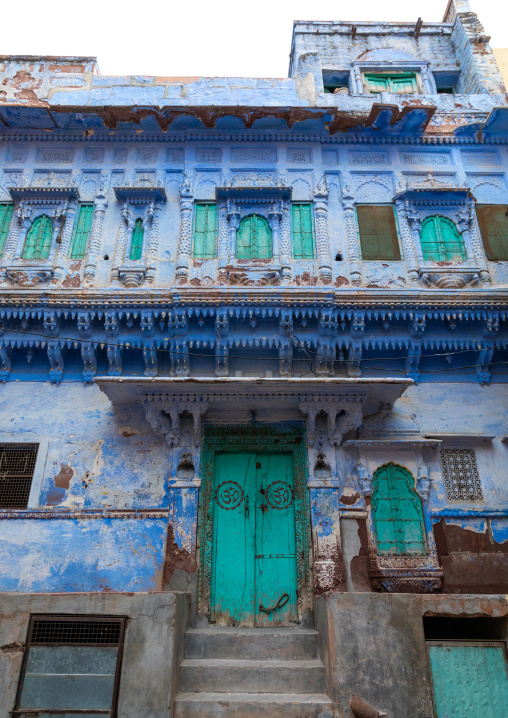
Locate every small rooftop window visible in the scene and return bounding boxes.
[364,72,418,94]
[322,70,349,94]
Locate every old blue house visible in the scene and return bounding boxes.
[0,0,507,715]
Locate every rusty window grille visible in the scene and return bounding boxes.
[0,444,38,509]
[13,616,126,717]
[440,448,483,501]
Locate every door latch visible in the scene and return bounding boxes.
[259,593,289,615]
[245,494,249,517]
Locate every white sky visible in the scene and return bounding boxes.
[2,0,507,78]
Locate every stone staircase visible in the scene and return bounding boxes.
[175,627,333,717]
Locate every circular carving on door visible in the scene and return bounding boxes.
[266,481,294,510]
[215,481,244,510]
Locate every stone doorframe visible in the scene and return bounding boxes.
[197,423,312,624]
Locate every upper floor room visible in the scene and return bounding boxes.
[289,0,506,98]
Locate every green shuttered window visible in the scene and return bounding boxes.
[236,215,272,259]
[420,215,466,262]
[69,204,94,259]
[193,203,218,258]
[0,204,13,257]
[372,463,426,556]
[364,73,418,93]
[129,218,144,261]
[357,205,401,260]
[292,204,315,259]
[22,215,53,260]
[476,204,508,260]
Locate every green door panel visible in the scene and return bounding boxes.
[372,463,426,555]
[429,644,508,718]
[22,215,53,260]
[194,203,217,258]
[255,453,297,627]
[420,215,466,262]
[292,204,314,259]
[211,451,298,627]
[236,215,272,259]
[69,204,94,259]
[0,204,14,257]
[211,452,256,625]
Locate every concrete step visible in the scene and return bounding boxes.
[185,627,319,660]
[174,692,333,718]
[180,658,326,694]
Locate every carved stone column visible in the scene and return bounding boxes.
[112,202,133,279]
[341,175,361,286]
[145,200,161,283]
[279,201,292,282]
[217,201,230,275]
[84,173,109,282]
[396,199,421,285]
[458,199,490,285]
[352,66,363,93]
[268,202,282,266]
[420,64,436,94]
[227,201,241,263]
[313,175,332,283]
[53,203,76,281]
[175,173,194,280]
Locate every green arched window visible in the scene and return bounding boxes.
[22,215,53,260]
[129,218,144,261]
[236,215,272,259]
[372,463,426,555]
[420,215,466,262]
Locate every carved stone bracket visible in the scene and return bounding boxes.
[143,395,209,447]
[369,554,443,593]
[419,266,480,289]
[4,265,54,285]
[299,398,364,447]
[117,265,147,287]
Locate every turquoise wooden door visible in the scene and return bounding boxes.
[428,643,508,717]
[211,452,298,627]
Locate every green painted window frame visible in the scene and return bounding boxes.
[476,204,508,260]
[364,72,418,94]
[356,204,402,260]
[420,215,466,262]
[22,215,53,260]
[193,203,218,258]
[292,204,315,259]
[69,204,94,260]
[0,204,14,258]
[236,214,272,260]
[129,218,144,261]
[371,463,427,556]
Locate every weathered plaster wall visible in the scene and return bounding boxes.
[0,591,189,718]
[315,591,508,718]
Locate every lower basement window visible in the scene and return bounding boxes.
[13,616,125,717]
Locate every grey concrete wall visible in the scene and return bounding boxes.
[315,592,508,718]
[0,591,189,718]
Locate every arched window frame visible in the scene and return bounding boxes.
[22,215,55,260]
[370,462,427,556]
[236,214,273,260]
[419,215,467,262]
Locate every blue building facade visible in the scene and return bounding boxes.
[0,1,507,716]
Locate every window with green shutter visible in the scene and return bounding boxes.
[372,463,427,556]
[292,204,315,259]
[236,215,272,259]
[356,205,401,260]
[420,215,466,262]
[129,218,144,261]
[22,215,53,260]
[69,204,94,260]
[0,204,14,257]
[476,204,508,260]
[364,73,418,94]
[193,203,218,258]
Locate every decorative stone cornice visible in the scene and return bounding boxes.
[0,508,168,520]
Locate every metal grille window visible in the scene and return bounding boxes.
[440,448,483,501]
[14,616,125,717]
[0,444,38,509]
